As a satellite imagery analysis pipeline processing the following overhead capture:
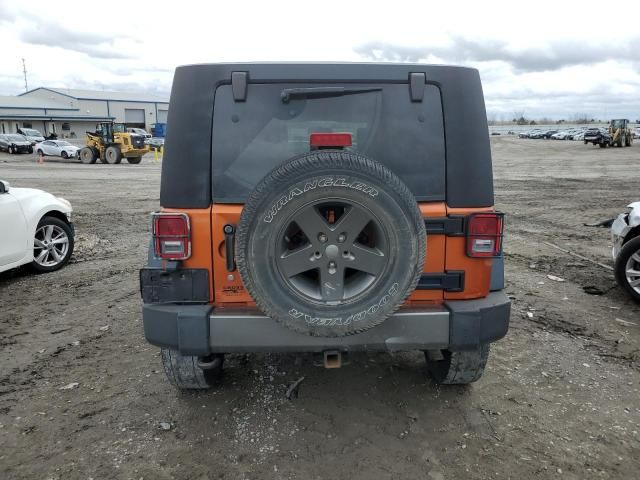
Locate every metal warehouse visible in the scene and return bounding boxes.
[0,87,169,139]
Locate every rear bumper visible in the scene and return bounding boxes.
[142,291,511,356]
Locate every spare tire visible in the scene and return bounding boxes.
[236,151,426,337]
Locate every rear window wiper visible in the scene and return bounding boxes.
[280,86,382,103]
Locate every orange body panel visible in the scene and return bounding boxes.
[211,205,253,304]
[407,203,446,302]
[162,207,215,301]
[167,203,496,306]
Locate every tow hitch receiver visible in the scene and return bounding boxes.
[323,350,344,369]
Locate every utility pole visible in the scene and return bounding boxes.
[22,58,28,92]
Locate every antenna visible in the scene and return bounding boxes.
[22,58,28,92]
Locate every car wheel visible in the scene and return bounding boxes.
[425,344,490,384]
[31,216,74,273]
[236,150,426,337]
[61,151,69,159]
[37,149,44,156]
[615,236,640,302]
[161,348,224,389]
[103,145,122,164]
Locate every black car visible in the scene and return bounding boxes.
[0,134,33,154]
[583,128,611,147]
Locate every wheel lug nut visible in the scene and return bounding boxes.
[328,261,336,268]
[337,233,346,243]
[318,233,328,243]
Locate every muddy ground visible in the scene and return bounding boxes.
[1,137,639,479]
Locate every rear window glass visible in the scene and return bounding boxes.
[212,83,445,202]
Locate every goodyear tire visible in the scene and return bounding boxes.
[79,147,97,164]
[236,151,426,337]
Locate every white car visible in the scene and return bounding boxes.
[610,202,640,302]
[0,180,74,273]
[35,140,80,159]
[17,128,45,145]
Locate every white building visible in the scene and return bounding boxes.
[0,87,169,139]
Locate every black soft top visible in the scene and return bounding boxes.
[161,62,493,208]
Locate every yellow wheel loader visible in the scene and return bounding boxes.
[79,122,150,165]
[608,119,633,148]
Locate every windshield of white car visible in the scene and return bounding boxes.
[56,141,72,146]
[7,134,27,141]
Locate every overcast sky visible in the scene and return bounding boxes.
[1,0,640,120]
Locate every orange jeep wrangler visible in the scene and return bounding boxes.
[140,63,510,389]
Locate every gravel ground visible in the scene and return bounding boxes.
[0,138,639,479]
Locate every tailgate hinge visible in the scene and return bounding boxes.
[223,224,236,271]
[417,271,465,292]
[424,215,466,236]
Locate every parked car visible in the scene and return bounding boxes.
[633,128,640,139]
[572,131,586,141]
[146,137,165,151]
[611,202,640,302]
[17,128,45,145]
[140,63,511,390]
[127,127,152,139]
[0,134,33,154]
[0,179,74,273]
[34,140,80,159]
[584,128,611,147]
[551,131,568,140]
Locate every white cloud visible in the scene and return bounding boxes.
[1,0,640,119]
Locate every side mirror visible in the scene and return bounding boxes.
[0,180,10,193]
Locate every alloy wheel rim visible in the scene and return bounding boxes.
[274,198,390,304]
[625,249,640,295]
[34,224,69,267]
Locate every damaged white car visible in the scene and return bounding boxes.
[611,202,640,302]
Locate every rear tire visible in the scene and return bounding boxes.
[126,156,142,164]
[425,344,490,384]
[104,145,122,164]
[161,348,224,390]
[79,147,97,164]
[61,151,69,159]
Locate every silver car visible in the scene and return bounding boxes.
[611,202,640,301]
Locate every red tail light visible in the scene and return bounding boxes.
[466,213,504,257]
[310,132,352,149]
[152,213,191,260]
